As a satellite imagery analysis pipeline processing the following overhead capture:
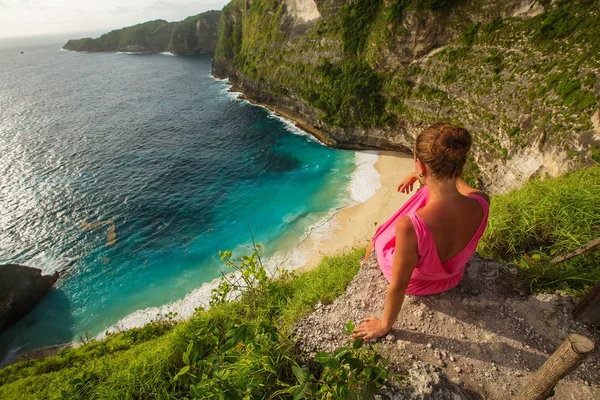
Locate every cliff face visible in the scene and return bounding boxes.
[0,264,59,332]
[212,0,600,193]
[63,11,221,55]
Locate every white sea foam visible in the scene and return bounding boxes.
[98,276,223,338]
[264,109,321,144]
[348,151,380,204]
[159,51,176,56]
[27,251,76,276]
[209,74,321,144]
[210,74,230,83]
[115,51,152,55]
[98,255,282,339]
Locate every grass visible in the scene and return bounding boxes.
[478,167,600,294]
[0,248,365,399]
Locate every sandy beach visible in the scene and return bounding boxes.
[298,150,416,271]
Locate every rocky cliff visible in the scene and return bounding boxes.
[0,264,59,332]
[63,11,220,55]
[212,0,600,193]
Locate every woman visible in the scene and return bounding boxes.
[353,122,490,340]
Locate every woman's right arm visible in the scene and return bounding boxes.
[398,172,419,194]
[456,178,490,205]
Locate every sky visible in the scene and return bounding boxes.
[0,0,229,39]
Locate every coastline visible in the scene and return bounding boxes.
[97,78,414,338]
[297,151,414,272]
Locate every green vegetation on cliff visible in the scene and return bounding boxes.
[479,166,600,294]
[213,0,600,189]
[64,11,220,55]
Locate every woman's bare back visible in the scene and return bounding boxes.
[416,194,486,263]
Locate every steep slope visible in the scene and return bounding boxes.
[63,11,220,55]
[212,0,600,193]
[293,253,600,399]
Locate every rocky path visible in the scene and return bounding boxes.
[292,254,600,399]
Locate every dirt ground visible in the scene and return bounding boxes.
[292,254,600,399]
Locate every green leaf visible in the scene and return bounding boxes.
[183,342,193,365]
[173,365,190,382]
[334,347,350,359]
[314,352,330,365]
[293,382,308,400]
[326,358,340,370]
[292,365,308,383]
[347,357,363,370]
[353,337,364,349]
[190,385,203,399]
[344,320,355,335]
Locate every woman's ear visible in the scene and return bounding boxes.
[416,158,426,178]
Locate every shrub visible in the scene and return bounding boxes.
[535,8,580,41]
[302,59,390,128]
[442,67,459,83]
[341,0,383,55]
[486,52,504,74]
[463,23,480,46]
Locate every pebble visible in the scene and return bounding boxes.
[386,333,395,342]
[460,333,467,339]
[426,343,433,349]
[408,354,415,359]
[437,359,446,367]
[449,355,456,362]
[454,367,462,373]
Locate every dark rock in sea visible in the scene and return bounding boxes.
[0,264,59,332]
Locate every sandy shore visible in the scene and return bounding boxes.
[298,151,415,272]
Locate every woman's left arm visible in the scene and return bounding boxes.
[353,217,418,340]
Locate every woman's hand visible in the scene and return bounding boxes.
[351,317,391,340]
[397,172,419,194]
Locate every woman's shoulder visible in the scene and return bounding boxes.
[395,215,417,237]
[467,191,490,206]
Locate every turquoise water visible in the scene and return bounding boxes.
[0,44,356,360]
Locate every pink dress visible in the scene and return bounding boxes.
[373,185,489,296]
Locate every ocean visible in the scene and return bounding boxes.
[0,44,378,361]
